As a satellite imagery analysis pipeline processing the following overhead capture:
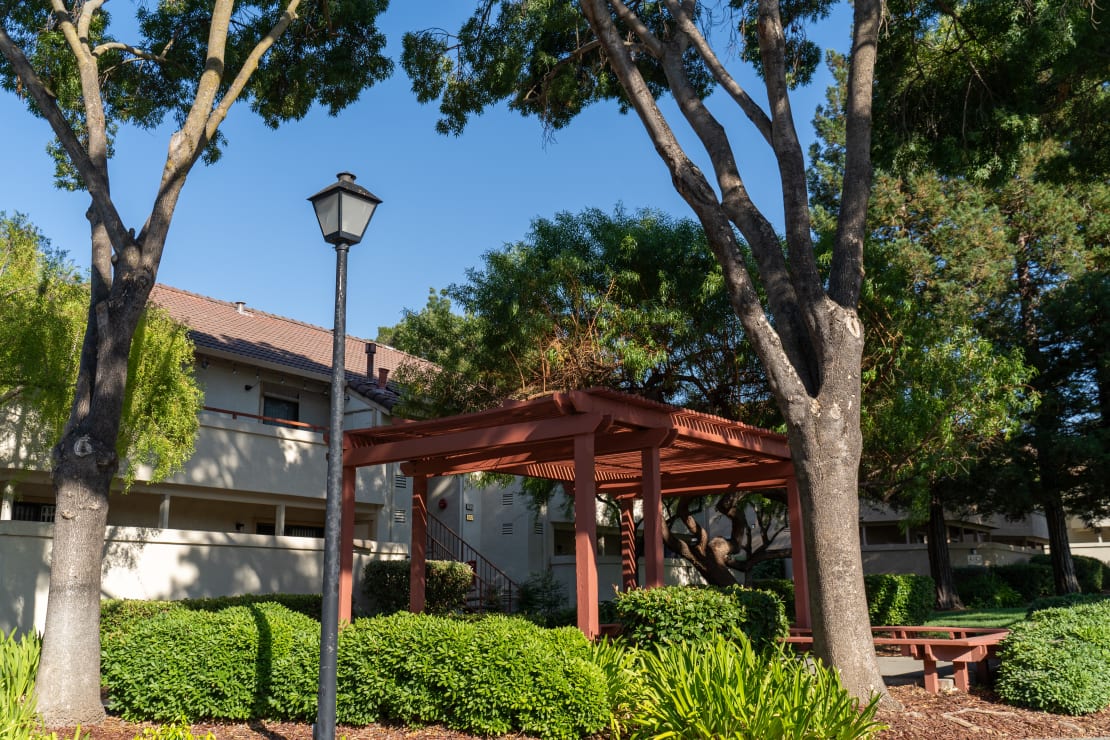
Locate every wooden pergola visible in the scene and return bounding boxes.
[335,388,809,636]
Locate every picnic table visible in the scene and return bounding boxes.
[782,625,1010,693]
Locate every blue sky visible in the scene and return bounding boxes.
[0,3,851,342]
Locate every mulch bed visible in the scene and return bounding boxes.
[46,688,1110,740]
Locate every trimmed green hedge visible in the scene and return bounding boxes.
[361,559,472,615]
[613,585,787,651]
[953,567,1023,608]
[998,600,1110,714]
[993,562,1054,602]
[752,578,795,619]
[100,593,322,641]
[864,574,935,625]
[1027,592,1110,617]
[102,602,319,721]
[336,613,608,739]
[1030,553,1106,593]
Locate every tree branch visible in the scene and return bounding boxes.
[91,41,167,62]
[829,0,880,308]
[661,0,773,145]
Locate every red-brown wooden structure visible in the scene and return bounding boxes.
[336,388,808,636]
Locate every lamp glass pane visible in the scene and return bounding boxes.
[313,194,340,240]
[339,193,378,241]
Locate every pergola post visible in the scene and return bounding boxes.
[619,498,638,591]
[410,475,429,613]
[573,434,599,638]
[786,476,810,628]
[642,446,664,588]
[339,465,356,623]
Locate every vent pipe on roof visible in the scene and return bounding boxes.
[235,301,247,314]
[365,342,376,380]
[378,367,389,389]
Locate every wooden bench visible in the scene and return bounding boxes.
[782,626,1010,694]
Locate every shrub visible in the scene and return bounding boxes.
[750,558,786,579]
[100,594,322,642]
[361,560,472,615]
[614,585,787,651]
[752,578,796,620]
[997,600,1110,714]
[517,570,569,627]
[993,562,1054,602]
[1027,592,1110,617]
[336,613,608,740]
[953,568,1024,608]
[1030,553,1106,593]
[589,639,643,739]
[629,634,886,739]
[132,717,216,740]
[1,629,40,740]
[864,574,935,625]
[102,603,319,721]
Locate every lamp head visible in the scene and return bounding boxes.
[308,172,382,246]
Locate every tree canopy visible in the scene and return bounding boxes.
[0,213,202,484]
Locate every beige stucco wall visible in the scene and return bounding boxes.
[551,555,706,607]
[861,541,1043,576]
[0,520,407,636]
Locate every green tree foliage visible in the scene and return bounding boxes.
[0,213,201,485]
[874,0,1110,182]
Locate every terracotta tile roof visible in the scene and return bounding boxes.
[149,284,428,409]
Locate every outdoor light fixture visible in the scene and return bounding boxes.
[308,171,381,247]
[309,172,381,740]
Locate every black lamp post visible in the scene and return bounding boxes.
[308,172,381,740]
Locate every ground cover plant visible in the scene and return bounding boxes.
[610,633,886,739]
[997,600,1110,715]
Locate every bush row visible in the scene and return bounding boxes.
[101,603,607,740]
[101,593,322,641]
[360,560,472,615]
[953,554,1108,608]
[998,600,1110,715]
[613,584,788,651]
[864,574,935,625]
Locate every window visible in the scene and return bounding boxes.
[13,502,54,523]
[256,522,324,538]
[262,394,299,428]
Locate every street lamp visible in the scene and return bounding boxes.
[308,172,381,740]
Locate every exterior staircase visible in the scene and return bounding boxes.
[427,515,519,613]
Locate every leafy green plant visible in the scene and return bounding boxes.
[1,629,41,740]
[993,562,1054,602]
[614,585,787,651]
[1027,592,1110,618]
[102,603,319,721]
[589,639,644,739]
[997,600,1110,714]
[517,570,570,627]
[953,568,1024,609]
[752,578,795,619]
[100,594,323,643]
[1030,553,1106,593]
[131,717,215,740]
[863,574,935,625]
[336,613,607,739]
[629,634,886,739]
[361,560,472,615]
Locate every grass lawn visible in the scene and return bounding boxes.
[925,606,1027,628]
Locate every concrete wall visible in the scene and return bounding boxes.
[861,541,1042,576]
[0,520,407,635]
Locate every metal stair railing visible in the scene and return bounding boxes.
[427,515,519,613]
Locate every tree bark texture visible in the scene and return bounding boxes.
[1044,495,1080,594]
[927,493,964,611]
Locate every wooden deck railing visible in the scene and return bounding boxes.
[202,406,327,433]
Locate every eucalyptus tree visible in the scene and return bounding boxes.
[399,0,890,698]
[0,1,391,724]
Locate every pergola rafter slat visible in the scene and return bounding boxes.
[337,388,808,636]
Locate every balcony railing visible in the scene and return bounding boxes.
[202,406,327,434]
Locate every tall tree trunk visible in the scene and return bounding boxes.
[1043,495,1080,594]
[35,213,154,724]
[787,322,888,702]
[927,492,963,611]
